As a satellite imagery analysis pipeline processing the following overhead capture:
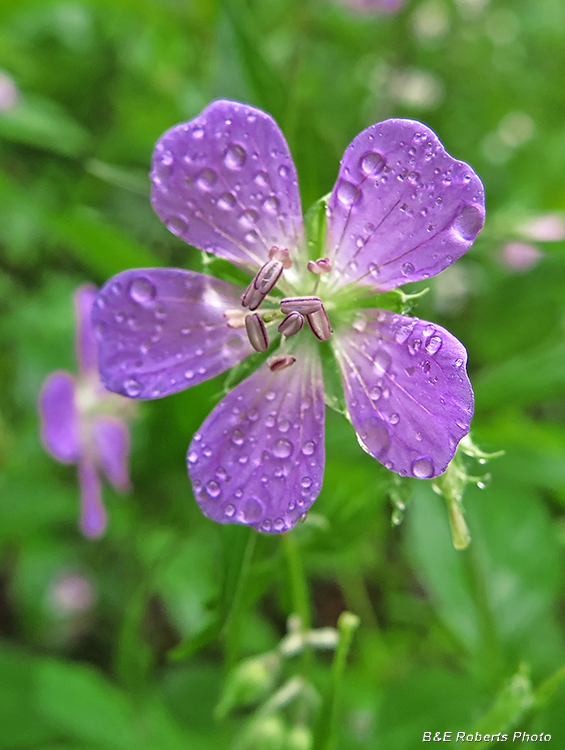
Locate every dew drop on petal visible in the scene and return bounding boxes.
[389,413,399,425]
[412,457,435,478]
[401,262,415,277]
[123,378,142,397]
[336,180,361,207]
[425,335,442,355]
[241,497,263,522]
[224,504,235,518]
[192,127,204,140]
[218,192,236,211]
[265,390,276,402]
[187,451,198,464]
[223,144,246,170]
[262,519,272,531]
[301,476,312,488]
[274,518,285,531]
[359,417,390,454]
[454,357,464,368]
[166,215,187,236]
[373,349,391,373]
[129,277,156,306]
[196,167,217,190]
[262,195,280,214]
[206,480,221,498]
[452,204,484,241]
[302,441,315,456]
[278,165,289,178]
[254,171,269,187]
[273,438,293,459]
[215,467,228,481]
[360,151,385,176]
[231,429,244,446]
[369,386,382,401]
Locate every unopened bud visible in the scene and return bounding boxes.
[269,245,292,268]
[241,715,287,750]
[307,258,332,274]
[287,724,313,750]
[278,312,304,337]
[281,296,322,315]
[215,652,281,719]
[306,304,331,341]
[268,354,297,372]
[224,308,247,328]
[245,313,269,352]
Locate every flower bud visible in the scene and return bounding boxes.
[215,652,281,719]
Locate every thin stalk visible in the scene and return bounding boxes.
[282,531,313,675]
[223,529,257,671]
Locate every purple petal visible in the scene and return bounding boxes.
[78,457,107,539]
[93,268,254,399]
[38,371,81,464]
[93,416,131,492]
[333,310,473,478]
[187,351,325,532]
[74,284,99,375]
[325,119,485,292]
[151,99,306,273]
[340,0,404,12]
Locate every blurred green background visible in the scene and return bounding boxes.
[1,0,565,747]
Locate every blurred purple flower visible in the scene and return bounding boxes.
[39,285,134,538]
[93,100,484,533]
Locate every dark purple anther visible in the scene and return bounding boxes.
[280,296,323,315]
[306,305,332,341]
[278,311,304,337]
[245,313,270,352]
[268,354,297,372]
[241,280,264,311]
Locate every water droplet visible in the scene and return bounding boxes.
[416,431,423,442]
[247,408,259,422]
[278,165,289,178]
[454,357,464,368]
[273,438,293,459]
[395,322,414,344]
[203,446,212,458]
[196,167,217,190]
[401,262,415,276]
[390,413,399,425]
[187,451,198,464]
[373,349,391,373]
[184,369,194,380]
[421,360,431,373]
[215,467,228,481]
[94,321,106,340]
[254,171,269,187]
[165,215,187,236]
[238,455,248,465]
[265,391,276,402]
[265,414,276,428]
[192,127,204,140]
[223,143,246,170]
[359,417,390,454]
[360,151,385,176]
[336,179,361,206]
[123,378,141,397]
[262,195,279,214]
[425,335,442,355]
[218,192,236,211]
[278,419,290,433]
[301,476,312,488]
[241,497,263,522]
[370,386,382,401]
[129,277,156,306]
[262,519,272,531]
[412,457,434,478]
[231,429,244,446]
[302,441,315,456]
[206,480,221,498]
[274,518,285,531]
[409,339,422,356]
[238,209,258,228]
[452,205,483,241]
[154,151,173,181]
[224,504,235,517]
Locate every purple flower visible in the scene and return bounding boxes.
[39,285,134,538]
[92,100,484,533]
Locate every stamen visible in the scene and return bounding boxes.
[269,246,292,269]
[278,311,304,337]
[245,313,270,352]
[307,258,332,274]
[241,280,264,311]
[306,304,332,341]
[268,354,296,372]
[224,308,247,328]
[254,259,284,294]
[280,296,322,315]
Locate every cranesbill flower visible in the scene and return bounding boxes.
[92,100,484,533]
[39,285,134,538]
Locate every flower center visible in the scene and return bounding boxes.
[235,247,333,352]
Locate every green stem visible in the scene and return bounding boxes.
[282,531,313,675]
[313,612,360,750]
[223,528,257,671]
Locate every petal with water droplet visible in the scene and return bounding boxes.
[333,310,473,477]
[325,119,485,291]
[93,416,131,492]
[38,371,81,464]
[74,284,99,375]
[93,268,254,399]
[151,100,306,273]
[188,349,325,532]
